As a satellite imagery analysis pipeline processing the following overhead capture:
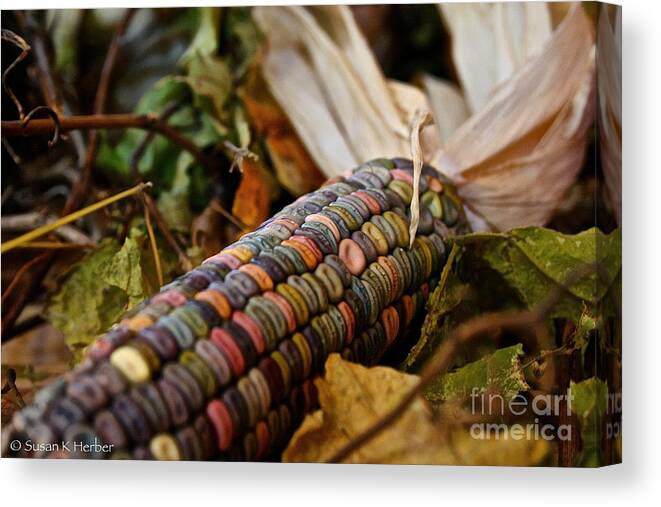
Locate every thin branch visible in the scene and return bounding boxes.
[2,113,214,174]
[1,28,31,119]
[142,195,164,286]
[12,241,94,250]
[2,213,92,244]
[0,251,51,337]
[209,199,250,233]
[1,182,152,253]
[14,11,64,115]
[143,193,193,271]
[1,369,25,408]
[21,106,60,147]
[66,8,135,216]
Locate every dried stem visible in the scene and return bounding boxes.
[1,182,152,253]
[1,369,25,408]
[142,195,165,286]
[210,199,250,233]
[12,241,94,250]
[66,8,135,216]
[2,113,214,175]
[143,193,193,271]
[14,11,64,115]
[1,28,31,119]
[0,251,51,339]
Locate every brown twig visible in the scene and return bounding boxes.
[1,369,25,408]
[143,193,193,271]
[2,113,214,175]
[142,194,164,286]
[65,8,135,216]
[1,28,31,119]
[20,105,61,147]
[209,199,250,233]
[0,252,51,339]
[14,11,64,115]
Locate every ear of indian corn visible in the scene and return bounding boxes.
[3,157,469,460]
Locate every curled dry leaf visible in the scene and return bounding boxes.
[231,157,272,229]
[597,5,621,224]
[241,69,326,196]
[435,5,596,231]
[253,5,438,177]
[284,354,550,465]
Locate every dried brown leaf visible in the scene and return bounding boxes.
[231,158,271,229]
[241,69,326,195]
[284,354,551,465]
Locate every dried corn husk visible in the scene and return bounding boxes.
[253,5,438,177]
[597,5,622,224]
[420,75,469,146]
[435,5,595,231]
[439,2,552,114]
[255,4,595,232]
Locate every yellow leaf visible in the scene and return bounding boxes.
[284,354,551,465]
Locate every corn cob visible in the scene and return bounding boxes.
[3,157,469,460]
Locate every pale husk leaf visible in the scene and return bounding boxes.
[421,74,469,146]
[597,5,622,224]
[439,2,552,113]
[253,6,414,177]
[435,6,596,231]
[259,46,357,176]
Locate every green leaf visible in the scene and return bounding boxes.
[99,228,152,307]
[454,227,622,321]
[570,377,608,467]
[573,306,598,354]
[183,52,233,129]
[157,152,194,233]
[180,7,222,65]
[224,6,261,79]
[96,77,192,182]
[403,271,468,370]
[46,227,174,360]
[425,344,529,404]
[46,240,126,355]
